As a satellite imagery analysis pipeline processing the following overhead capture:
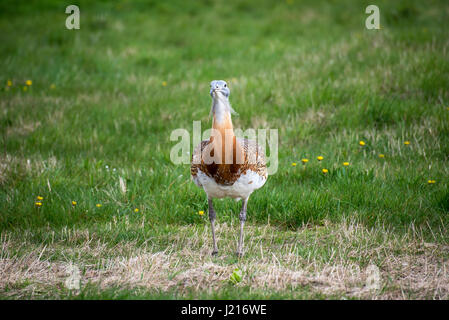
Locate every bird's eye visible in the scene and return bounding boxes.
[224,84,227,87]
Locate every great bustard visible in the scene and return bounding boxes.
[191,80,268,257]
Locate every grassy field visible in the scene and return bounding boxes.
[1,0,449,299]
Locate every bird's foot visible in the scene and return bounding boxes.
[211,249,218,256]
[235,251,244,258]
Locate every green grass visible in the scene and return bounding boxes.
[1,0,449,299]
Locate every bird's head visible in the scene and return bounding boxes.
[210,80,230,100]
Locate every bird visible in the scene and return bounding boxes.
[191,80,268,257]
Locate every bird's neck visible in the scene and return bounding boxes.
[211,98,234,140]
[210,98,243,165]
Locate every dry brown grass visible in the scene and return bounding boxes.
[1,220,448,299]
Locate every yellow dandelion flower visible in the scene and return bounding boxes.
[198,210,204,216]
[162,81,167,87]
[378,154,385,158]
[322,168,328,174]
[35,202,42,207]
[50,84,56,89]
[404,141,410,145]
[134,208,139,213]
[96,203,102,208]
[291,162,297,166]
[7,80,12,86]
[301,159,309,164]
[23,86,28,91]
[72,201,77,206]
[428,180,436,184]
[36,196,43,201]
[317,156,324,161]
[25,80,32,86]
[359,141,366,146]
[343,162,350,166]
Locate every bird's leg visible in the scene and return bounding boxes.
[236,197,248,257]
[208,198,219,255]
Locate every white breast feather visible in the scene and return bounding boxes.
[195,169,267,201]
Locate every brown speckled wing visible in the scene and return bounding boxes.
[237,138,268,179]
[190,140,210,178]
[191,138,267,186]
